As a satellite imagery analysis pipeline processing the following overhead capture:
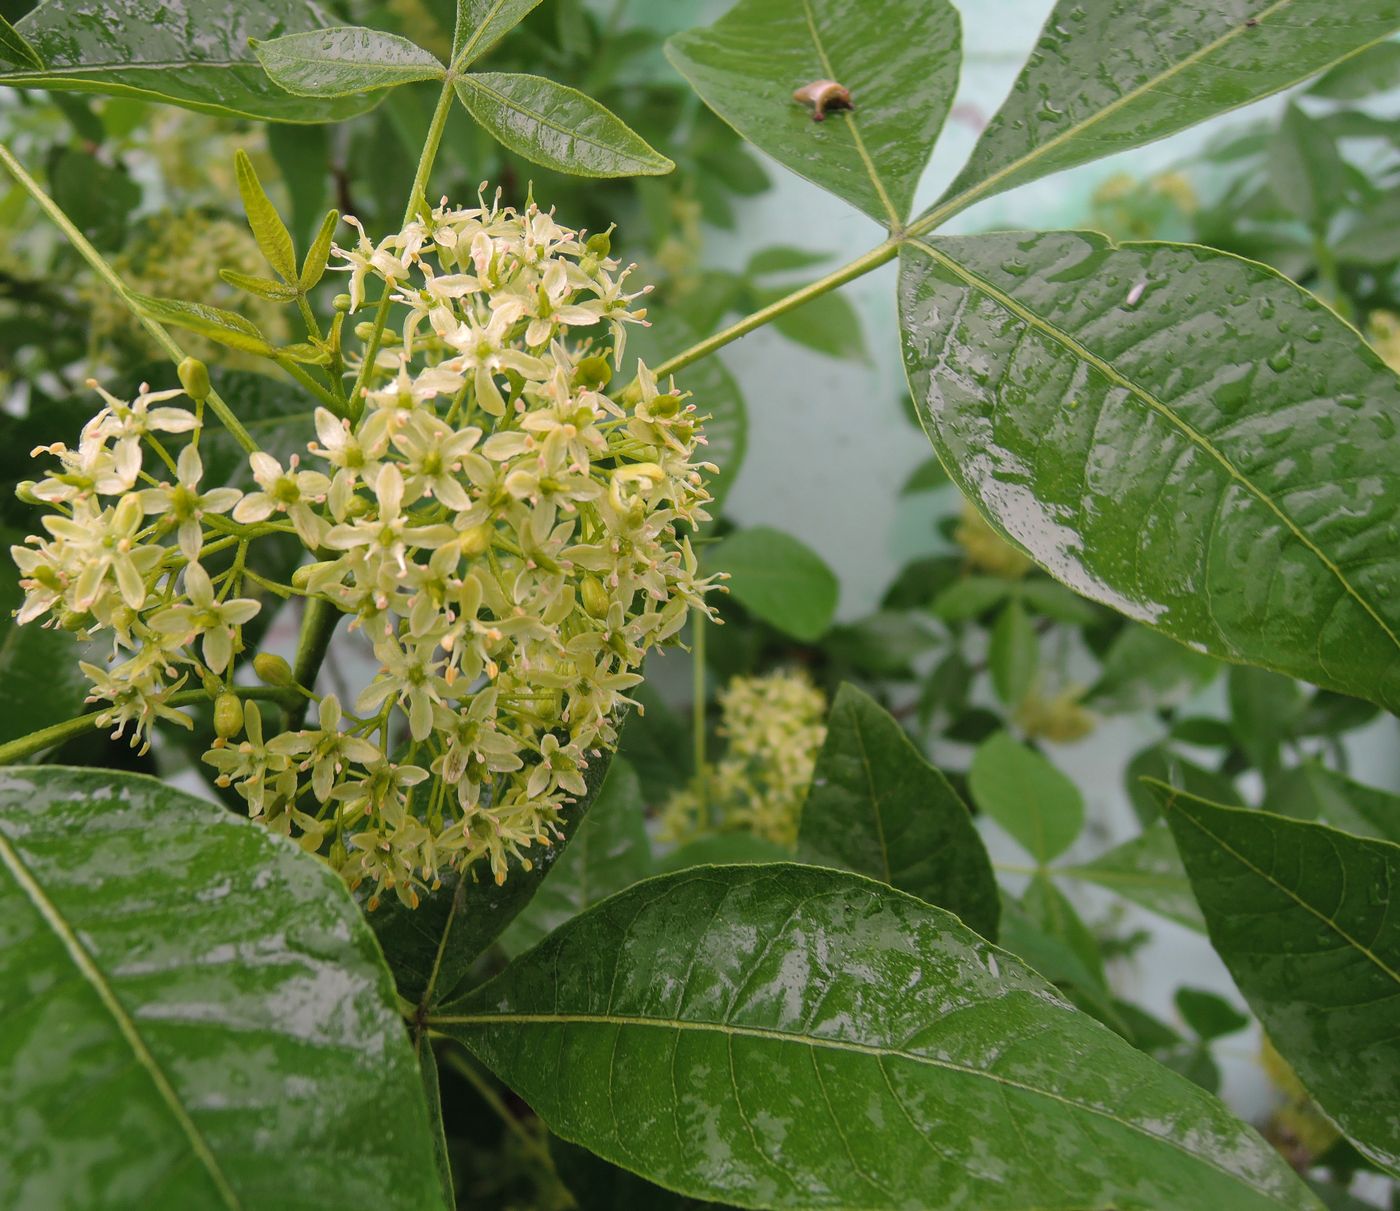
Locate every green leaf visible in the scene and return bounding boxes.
[927,1,1400,221]
[989,597,1038,706]
[1175,988,1249,1042]
[499,759,651,956]
[930,575,1009,621]
[900,454,950,496]
[1021,872,1105,987]
[705,525,838,642]
[755,284,867,363]
[1124,744,1241,828]
[453,0,544,68]
[1270,103,1348,230]
[1062,822,1206,932]
[0,12,43,70]
[453,72,673,178]
[219,268,301,301]
[969,732,1084,864]
[899,231,1400,713]
[368,740,617,1010]
[235,148,297,282]
[129,292,275,357]
[3,0,378,122]
[254,27,446,97]
[1159,786,1400,1176]
[433,863,1319,1210]
[300,208,341,293]
[0,766,446,1208]
[1229,666,1304,775]
[797,683,999,938]
[655,833,793,873]
[1017,579,1101,626]
[1092,625,1222,713]
[1309,40,1400,99]
[665,0,961,226]
[1265,762,1400,845]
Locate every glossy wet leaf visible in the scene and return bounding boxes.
[929,1,1400,221]
[0,766,445,1209]
[968,732,1083,863]
[434,863,1319,1210]
[797,684,999,939]
[254,27,445,97]
[3,0,378,122]
[368,741,616,1009]
[1062,822,1206,932]
[665,0,960,226]
[453,72,673,178]
[500,759,651,956]
[452,0,543,68]
[899,231,1400,713]
[0,13,42,70]
[1159,785,1400,1176]
[705,526,838,642]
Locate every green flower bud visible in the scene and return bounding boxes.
[580,575,610,619]
[177,356,211,401]
[291,564,314,590]
[586,230,612,257]
[648,393,682,419]
[574,354,612,389]
[253,652,295,687]
[333,293,352,312]
[14,481,40,505]
[214,692,244,739]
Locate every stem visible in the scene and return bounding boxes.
[348,76,458,418]
[692,609,707,813]
[288,597,342,726]
[0,686,298,766]
[275,355,346,414]
[440,1049,577,1209]
[0,141,259,456]
[641,237,901,387]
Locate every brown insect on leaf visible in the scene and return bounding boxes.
[793,79,855,122]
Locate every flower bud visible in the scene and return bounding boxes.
[14,481,40,505]
[580,575,610,619]
[291,564,314,590]
[574,354,612,389]
[586,230,612,257]
[213,692,244,739]
[648,393,682,419]
[201,670,223,696]
[253,652,296,687]
[333,293,352,312]
[177,357,212,401]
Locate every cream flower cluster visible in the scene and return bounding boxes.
[662,669,827,848]
[12,192,718,908]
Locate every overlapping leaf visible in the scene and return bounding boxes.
[434,864,1319,1210]
[899,231,1400,711]
[1159,785,1400,1175]
[3,0,377,122]
[797,684,999,938]
[0,767,445,1209]
[929,1,1400,222]
[254,27,445,97]
[666,0,960,226]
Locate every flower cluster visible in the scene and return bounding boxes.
[12,191,718,907]
[662,669,827,848]
[953,498,1032,579]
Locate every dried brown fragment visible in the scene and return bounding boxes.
[793,78,854,122]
